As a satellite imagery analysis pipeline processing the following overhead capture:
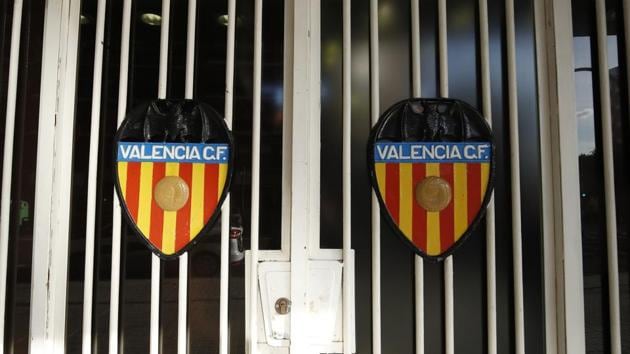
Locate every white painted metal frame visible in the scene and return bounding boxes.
[594,1,622,352]
[247,0,356,350]
[249,0,263,351]
[369,0,382,352]
[81,0,107,352]
[178,0,198,352]
[407,1,496,352]
[289,0,318,351]
[533,0,559,350]
[11,0,601,352]
[409,2,425,353]
[536,0,586,352]
[280,0,294,262]
[0,1,24,352]
[150,2,171,352]
[30,0,82,352]
[109,1,132,353]
[372,0,561,353]
[341,0,353,352]
[220,0,237,353]
[625,0,630,155]
[478,0,497,351]
[504,0,526,351]
[435,1,456,352]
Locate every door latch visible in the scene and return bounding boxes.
[274,297,291,315]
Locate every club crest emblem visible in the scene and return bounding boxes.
[114,99,233,259]
[368,98,494,261]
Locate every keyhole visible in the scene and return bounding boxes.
[275,297,291,315]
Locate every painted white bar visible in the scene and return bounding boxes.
[0,1,24,352]
[438,0,448,99]
[369,0,381,352]
[544,0,586,351]
[158,0,171,97]
[541,0,586,351]
[177,0,198,353]
[185,0,196,99]
[249,0,263,351]
[342,0,352,352]
[625,0,630,146]
[594,1,622,352]
[81,0,107,352]
[150,1,171,353]
[478,0,497,352]
[219,0,237,351]
[436,0,455,352]
[281,0,293,259]
[410,0,424,353]
[411,0,421,96]
[532,0,558,352]
[30,0,81,351]
[109,0,133,352]
[505,0,525,352]
[306,0,322,256]
[289,0,317,351]
[177,254,188,354]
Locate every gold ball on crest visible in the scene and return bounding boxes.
[154,176,190,211]
[415,176,452,212]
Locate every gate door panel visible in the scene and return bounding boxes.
[1,0,617,353]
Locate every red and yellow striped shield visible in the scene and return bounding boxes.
[368,98,494,260]
[116,142,230,258]
[374,157,490,258]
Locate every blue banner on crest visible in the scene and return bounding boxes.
[117,142,229,163]
[374,142,491,163]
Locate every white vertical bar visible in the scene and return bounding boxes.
[444,254,454,354]
[177,260,188,354]
[411,0,421,96]
[281,0,293,259]
[438,0,448,99]
[109,0,132,353]
[82,0,107,352]
[625,0,630,134]
[31,0,81,351]
[478,0,497,352]
[369,0,381,352]
[306,0,322,255]
[289,0,317,351]
[413,261,424,354]
[185,0,196,99]
[178,0,197,353]
[342,0,352,352]
[150,1,170,354]
[158,0,170,98]
[544,0,585,351]
[436,0,455,353]
[220,0,236,351]
[410,0,424,353]
[624,0,630,345]
[594,1,622,352]
[0,1,23,352]
[249,0,263,351]
[505,0,525,352]
[533,0,558,352]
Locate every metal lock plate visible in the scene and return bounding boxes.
[274,297,291,315]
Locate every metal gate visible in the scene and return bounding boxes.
[0,0,629,353]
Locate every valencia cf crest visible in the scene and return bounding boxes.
[114,100,233,259]
[368,98,494,261]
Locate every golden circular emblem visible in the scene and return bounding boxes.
[154,176,190,211]
[415,176,452,212]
